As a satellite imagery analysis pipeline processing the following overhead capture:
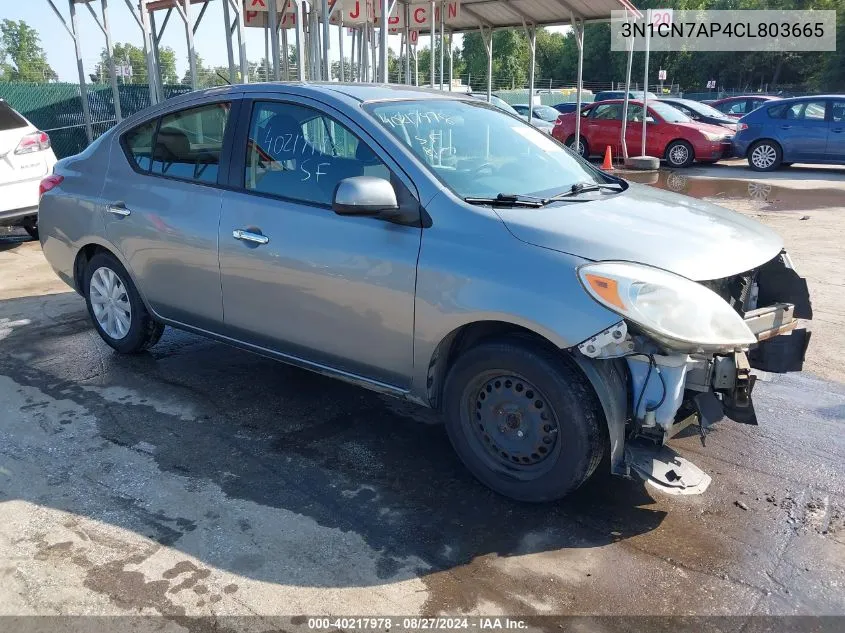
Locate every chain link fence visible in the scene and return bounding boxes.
[0,82,192,158]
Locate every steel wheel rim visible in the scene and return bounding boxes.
[571,139,585,157]
[751,144,777,169]
[90,266,131,340]
[464,372,561,479]
[669,144,689,165]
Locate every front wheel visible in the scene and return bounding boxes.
[665,140,695,168]
[748,140,782,171]
[565,135,589,158]
[442,338,606,502]
[84,252,165,353]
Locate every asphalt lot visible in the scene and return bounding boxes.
[0,160,844,623]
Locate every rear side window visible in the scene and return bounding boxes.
[0,101,28,131]
[151,102,230,184]
[767,104,788,118]
[833,101,845,123]
[592,104,622,120]
[783,101,827,121]
[124,119,157,171]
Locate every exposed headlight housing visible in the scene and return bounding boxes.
[578,261,757,351]
[701,130,726,141]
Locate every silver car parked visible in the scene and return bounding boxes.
[39,84,812,501]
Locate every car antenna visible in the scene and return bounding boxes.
[215,71,231,85]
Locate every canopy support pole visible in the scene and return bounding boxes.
[429,1,436,87]
[641,8,652,156]
[479,25,493,102]
[621,10,635,160]
[67,0,93,142]
[380,0,389,82]
[439,2,445,90]
[524,22,536,123]
[573,14,584,155]
[338,18,345,81]
[295,0,307,80]
[222,0,236,83]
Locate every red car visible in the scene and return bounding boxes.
[708,95,780,119]
[552,100,735,168]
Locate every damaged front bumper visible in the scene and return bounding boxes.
[574,251,812,495]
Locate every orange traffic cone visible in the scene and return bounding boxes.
[602,145,614,171]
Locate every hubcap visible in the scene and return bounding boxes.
[89,266,131,340]
[669,144,689,165]
[751,144,777,169]
[468,374,560,475]
[570,139,585,156]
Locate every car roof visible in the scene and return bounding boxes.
[161,82,475,108]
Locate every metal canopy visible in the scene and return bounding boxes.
[438,0,641,32]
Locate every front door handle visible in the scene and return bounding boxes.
[232,229,269,245]
[107,204,130,217]
[832,128,844,133]
[780,125,793,130]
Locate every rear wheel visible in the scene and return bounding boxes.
[84,252,164,353]
[748,140,782,171]
[565,135,589,158]
[442,337,606,502]
[665,140,695,168]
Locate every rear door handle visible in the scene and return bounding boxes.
[832,128,844,133]
[232,229,269,245]
[107,203,130,217]
[780,125,792,130]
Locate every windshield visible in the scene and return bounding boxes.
[470,93,520,117]
[650,101,692,123]
[365,99,604,199]
[533,105,561,121]
[677,99,732,119]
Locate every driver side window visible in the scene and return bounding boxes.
[244,101,390,206]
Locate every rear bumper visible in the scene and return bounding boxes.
[0,205,37,226]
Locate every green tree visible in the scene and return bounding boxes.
[93,42,178,85]
[0,20,56,82]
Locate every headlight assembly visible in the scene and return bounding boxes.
[578,261,757,351]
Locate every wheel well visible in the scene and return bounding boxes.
[426,321,561,410]
[746,138,782,158]
[73,244,109,292]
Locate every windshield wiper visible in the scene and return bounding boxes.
[544,181,625,201]
[465,182,624,208]
[464,193,546,208]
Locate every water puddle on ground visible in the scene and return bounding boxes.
[624,170,842,212]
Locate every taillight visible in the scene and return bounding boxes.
[737,123,749,131]
[39,174,63,198]
[15,131,51,155]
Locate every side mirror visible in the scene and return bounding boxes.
[646,116,657,124]
[333,176,399,217]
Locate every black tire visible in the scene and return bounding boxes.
[747,140,782,171]
[442,337,606,502]
[565,135,589,159]
[665,140,695,168]
[22,223,38,240]
[83,251,164,354]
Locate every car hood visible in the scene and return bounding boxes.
[495,183,783,281]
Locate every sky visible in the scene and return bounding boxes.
[4,2,567,83]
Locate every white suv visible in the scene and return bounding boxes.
[0,99,57,239]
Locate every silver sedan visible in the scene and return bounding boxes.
[38,84,811,501]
